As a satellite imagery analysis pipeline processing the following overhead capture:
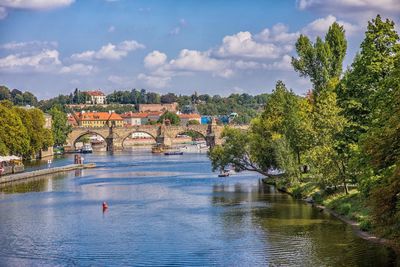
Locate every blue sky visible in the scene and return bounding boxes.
[0,0,399,99]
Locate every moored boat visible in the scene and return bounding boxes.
[164,151,183,155]
[218,171,230,177]
[81,144,93,154]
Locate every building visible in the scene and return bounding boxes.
[84,90,106,105]
[147,111,163,122]
[138,103,178,113]
[73,111,124,127]
[178,113,202,126]
[121,112,149,126]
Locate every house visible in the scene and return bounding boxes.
[138,103,178,113]
[147,111,163,122]
[84,90,106,105]
[178,113,202,126]
[74,111,124,127]
[121,112,149,126]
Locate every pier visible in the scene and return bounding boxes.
[0,163,96,187]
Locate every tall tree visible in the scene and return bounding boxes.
[292,22,347,95]
[0,100,30,156]
[49,105,72,146]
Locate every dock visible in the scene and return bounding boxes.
[0,163,96,186]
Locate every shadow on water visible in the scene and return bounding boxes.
[210,180,399,266]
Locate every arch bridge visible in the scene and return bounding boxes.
[65,123,247,151]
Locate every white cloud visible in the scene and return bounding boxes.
[71,40,145,61]
[297,0,400,13]
[144,50,167,69]
[216,31,288,59]
[265,55,293,71]
[60,63,96,75]
[137,73,171,89]
[0,49,61,72]
[0,0,74,10]
[0,40,58,50]
[302,15,360,36]
[169,49,231,77]
[255,23,300,43]
[0,6,7,19]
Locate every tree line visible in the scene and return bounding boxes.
[209,15,400,243]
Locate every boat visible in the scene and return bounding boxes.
[218,170,230,177]
[81,144,93,154]
[152,143,165,153]
[164,151,183,156]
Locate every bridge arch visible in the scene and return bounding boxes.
[173,129,207,145]
[121,130,157,149]
[72,131,107,149]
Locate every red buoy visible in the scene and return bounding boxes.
[102,202,108,212]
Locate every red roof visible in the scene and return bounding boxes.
[75,112,122,121]
[84,90,105,96]
[121,112,149,118]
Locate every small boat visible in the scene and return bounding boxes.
[81,144,93,154]
[218,171,230,177]
[152,143,165,153]
[164,151,183,156]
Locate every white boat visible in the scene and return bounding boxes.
[81,144,93,153]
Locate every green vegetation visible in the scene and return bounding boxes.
[158,111,181,125]
[209,15,400,243]
[0,100,53,158]
[48,105,72,146]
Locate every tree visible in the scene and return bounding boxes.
[161,93,178,103]
[292,22,347,95]
[337,15,399,141]
[0,86,11,101]
[158,111,180,125]
[49,105,72,146]
[187,119,200,125]
[14,107,53,157]
[21,92,38,106]
[0,100,30,156]
[208,127,270,176]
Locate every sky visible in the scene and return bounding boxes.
[0,0,399,99]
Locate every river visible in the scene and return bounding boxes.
[0,151,398,266]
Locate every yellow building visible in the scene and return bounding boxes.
[74,111,124,128]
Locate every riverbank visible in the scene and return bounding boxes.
[262,178,400,254]
[0,163,96,187]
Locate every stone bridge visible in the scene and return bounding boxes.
[66,122,248,151]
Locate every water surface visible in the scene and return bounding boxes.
[0,151,398,266]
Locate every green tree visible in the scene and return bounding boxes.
[338,15,399,141]
[158,111,181,125]
[0,100,30,156]
[187,119,200,125]
[49,105,72,146]
[14,107,53,157]
[208,127,270,176]
[292,22,347,95]
[0,86,11,101]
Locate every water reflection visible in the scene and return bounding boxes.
[0,152,398,266]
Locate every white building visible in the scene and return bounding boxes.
[85,90,106,105]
